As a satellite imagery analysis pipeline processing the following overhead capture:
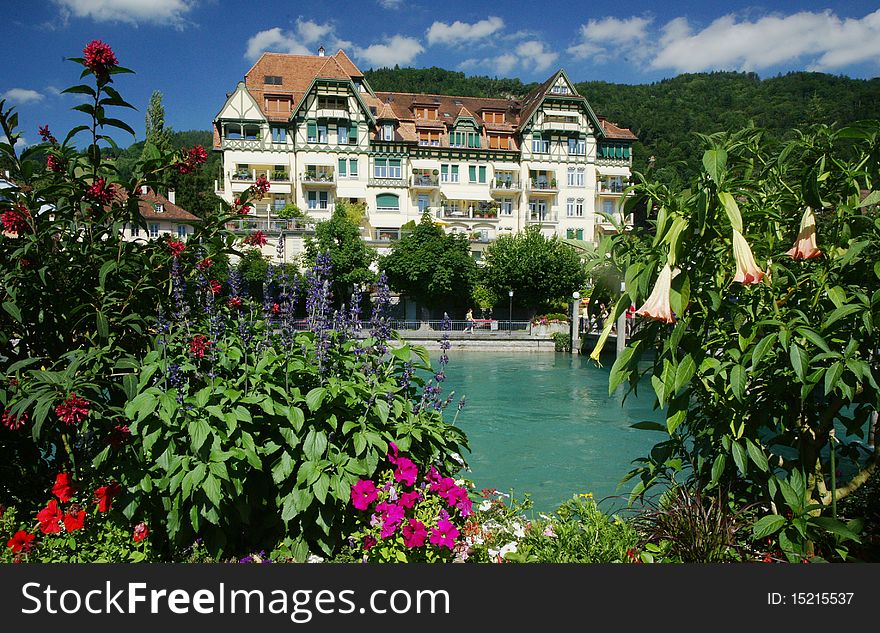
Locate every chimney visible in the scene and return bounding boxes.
[318,46,325,57]
[141,185,148,194]
[168,189,176,205]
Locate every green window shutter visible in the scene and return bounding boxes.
[576,229,583,240]
[338,158,346,177]
[566,229,574,239]
[469,165,477,182]
[623,146,630,158]
[451,165,459,176]
[349,159,358,176]
[441,164,448,175]
[478,166,486,183]
[307,122,317,138]
[349,125,358,143]
[389,158,401,168]
[533,132,541,140]
[376,158,386,167]
[616,145,623,158]
[376,193,399,208]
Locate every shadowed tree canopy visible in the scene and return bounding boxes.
[382,212,477,315]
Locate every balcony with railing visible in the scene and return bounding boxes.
[527,209,558,223]
[438,201,500,221]
[229,167,292,194]
[597,178,628,195]
[490,175,521,193]
[526,177,558,194]
[301,168,336,187]
[540,113,580,133]
[410,172,440,189]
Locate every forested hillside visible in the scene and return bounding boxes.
[364,67,880,184]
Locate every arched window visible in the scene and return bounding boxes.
[376,193,400,212]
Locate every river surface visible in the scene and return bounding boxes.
[437,351,665,513]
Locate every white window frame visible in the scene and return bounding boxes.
[383,124,394,141]
[500,198,513,215]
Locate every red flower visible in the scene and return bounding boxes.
[175,145,208,174]
[2,409,29,430]
[55,393,90,426]
[63,509,86,533]
[209,279,222,295]
[228,296,242,309]
[46,154,63,172]
[197,258,214,270]
[94,482,121,513]
[233,198,253,215]
[82,40,118,78]
[271,303,280,314]
[107,424,130,448]
[20,258,32,269]
[363,535,377,551]
[1,204,32,234]
[7,531,35,553]
[253,176,270,196]
[189,334,211,359]
[85,177,116,205]
[37,500,63,534]
[167,238,186,257]
[133,522,149,543]
[243,230,267,247]
[52,473,77,503]
[38,124,57,144]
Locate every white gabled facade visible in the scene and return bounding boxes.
[213,50,636,263]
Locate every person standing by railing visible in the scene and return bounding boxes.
[465,308,474,333]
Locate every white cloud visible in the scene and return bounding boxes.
[568,16,652,62]
[426,16,504,47]
[52,0,196,28]
[377,0,403,8]
[1,89,45,105]
[245,19,353,61]
[650,10,880,73]
[354,35,424,68]
[489,54,519,76]
[515,40,558,72]
[2,132,30,148]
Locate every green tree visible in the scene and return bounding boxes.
[304,203,376,304]
[142,90,171,155]
[481,225,586,313]
[382,212,477,316]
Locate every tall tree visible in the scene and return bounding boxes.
[304,203,376,305]
[143,90,171,154]
[382,212,477,317]
[481,225,586,313]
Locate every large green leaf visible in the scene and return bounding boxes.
[753,514,786,539]
[702,148,727,184]
[717,191,743,233]
[730,364,747,401]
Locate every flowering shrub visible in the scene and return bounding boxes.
[530,313,569,327]
[0,473,153,563]
[120,256,467,560]
[347,445,473,562]
[594,125,880,560]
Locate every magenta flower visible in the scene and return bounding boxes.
[402,519,428,548]
[399,490,421,509]
[393,456,418,487]
[429,518,459,550]
[376,501,405,539]
[350,479,378,511]
[363,535,377,551]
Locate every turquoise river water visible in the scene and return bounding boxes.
[438,351,665,513]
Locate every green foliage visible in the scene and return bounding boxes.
[471,284,497,313]
[603,123,880,560]
[236,247,270,295]
[122,290,468,558]
[482,225,586,312]
[551,332,571,352]
[382,212,477,314]
[304,204,376,305]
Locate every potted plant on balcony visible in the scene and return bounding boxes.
[550,178,557,188]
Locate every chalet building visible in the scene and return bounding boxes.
[212,47,636,261]
[121,189,201,242]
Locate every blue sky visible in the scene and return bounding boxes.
[2,1,879,148]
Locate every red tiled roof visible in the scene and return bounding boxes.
[599,118,638,140]
[116,188,201,222]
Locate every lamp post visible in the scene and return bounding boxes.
[508,290,514,335]
[571,291,580,354]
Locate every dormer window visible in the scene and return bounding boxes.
[264,75,283,85]
[152,203,164,214]
[382,124,394,141]
[550,84,570,94]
